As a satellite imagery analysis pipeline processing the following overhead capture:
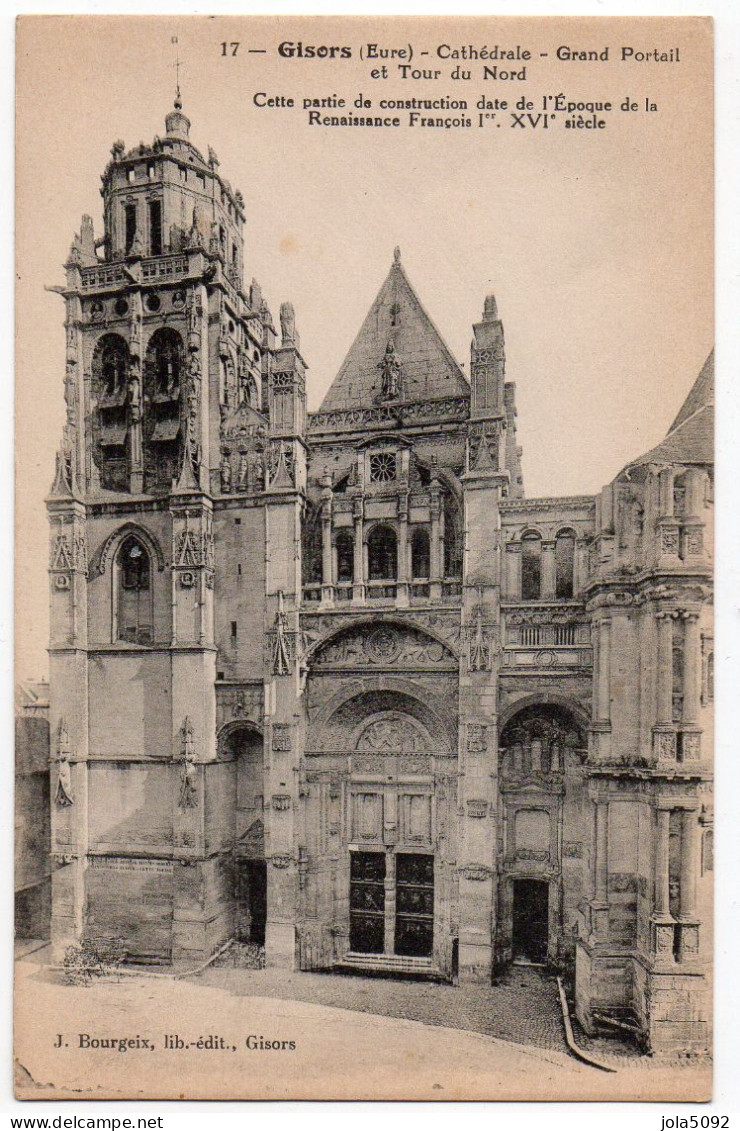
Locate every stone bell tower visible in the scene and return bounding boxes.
[46,92,278,963]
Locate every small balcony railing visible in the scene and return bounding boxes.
[366,582,397,601]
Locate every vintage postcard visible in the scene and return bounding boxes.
[14,14,713,1101]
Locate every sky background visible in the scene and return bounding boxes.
[15,15,713,679]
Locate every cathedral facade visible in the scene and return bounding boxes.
[47,99,713,1055]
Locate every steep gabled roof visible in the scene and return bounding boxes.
[668,349,714,434]
[318,249,470,412]
[627,350,714,469]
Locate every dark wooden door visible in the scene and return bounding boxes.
[349,852,386,953]
[394,853,434,958]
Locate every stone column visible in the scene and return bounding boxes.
[541,540,556,599]
[506,542,522,600]
[656,613,674,726]
[654,808,672,918]
[597,620,611,723]
[429,485,442,600]
[352,497,364,603]
[321,521,333,604]
[589,797,609,941]
[679,809,699,921]
[383,849,397,956]
[574,538,588,595]
[595,800,609,903]
[682,613,701,723]
[397,495,409,606]
[591,621,600,720]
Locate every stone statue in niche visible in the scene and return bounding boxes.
[55,755,73,808]
[252,452,265,492]
[178,716,198,809]
[378,339,402,399]
[52,447,73,495]
[64,363,76,426]
[54,719,74,807]
[280,302,296,346]
[220,450,232,493]
[186,206,202,250]
[128,363,142,424]
[237,451,249,492]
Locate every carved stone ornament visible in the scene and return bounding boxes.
[270,853,293,869]
[272,725,292,753]
[268,592,298,675]
[515,848,550,862]
[661,526,680,554]
[654,730,677,761]
[466,606,495,672]
[460,864,492,882]
[467,723,488,754]
[272,794,291,811]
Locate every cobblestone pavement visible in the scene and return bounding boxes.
[197,962,571,1055]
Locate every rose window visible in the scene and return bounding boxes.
[369,452,396,483]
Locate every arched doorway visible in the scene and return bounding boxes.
[499,702,586,966]
[221,724,266,946]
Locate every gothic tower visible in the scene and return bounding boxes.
[47,95,304,963]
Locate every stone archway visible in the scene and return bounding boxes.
[497,700,587,968]
[500,702,586,780]
[219,723,266,947]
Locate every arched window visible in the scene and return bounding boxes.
[555,530,576,599]
[411,528,431,580]
[117,536,153,645]
[300,503,322,587]
[93,334,129,399]
[521,533,542,601]
[443,491,463,579]
[146,328,182,399]
[368,525,397,581]
[336,531,354,584]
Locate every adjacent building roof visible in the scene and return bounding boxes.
[318,249,470,412]
[627,350,714,469]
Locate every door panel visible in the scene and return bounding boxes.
[349,852,386,953]
[395,853,434,958]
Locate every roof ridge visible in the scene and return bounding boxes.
[318,252,470,413]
